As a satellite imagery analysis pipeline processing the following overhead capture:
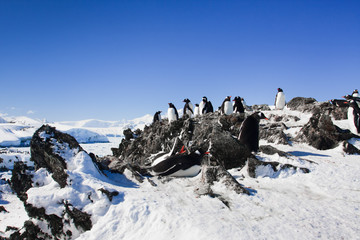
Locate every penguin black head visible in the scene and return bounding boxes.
[195,104,199,107]
[253,112,269,121]
[168,103,175,108]
[225,96,231,101]
[202,96,207,102]
[183,98,190,103]
[278,88,283,92]
[353,89,359,94]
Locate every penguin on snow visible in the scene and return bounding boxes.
[151,148,209,177]
[238,112,268,152]
[194,104,200,117]
[275,88,286,110]
[233,96,245,114]
[153,111,162,123]
[167,103,179,122]
[183,98,194,118]
[220,96,233,115]
[343,95,360,135]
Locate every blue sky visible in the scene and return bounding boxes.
[1,0,359,121]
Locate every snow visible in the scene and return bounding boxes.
[1,108,360,239]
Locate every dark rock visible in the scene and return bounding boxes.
[247,156,310,178]
[343,141,360,155]
[0,205,8,213]
[98,188,119,201]
[64,202,92,232]
[260,123,289,145]
[287,97,317,110]
[252,104,271,111]
[10,220,52,240]
[294,113,357,150]
[123,128,134,141]
[259,145,289,157]
[11,161,33,201]
[30,125,84,188]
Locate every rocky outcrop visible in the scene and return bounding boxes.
[111,113,252,171]
[294,113,356,150]
[30,125,83,188]
[260,123,289,145]
[287,97,317,111]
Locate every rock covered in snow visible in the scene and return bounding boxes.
[294,113,356,150]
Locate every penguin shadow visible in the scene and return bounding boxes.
[288,151,330,158]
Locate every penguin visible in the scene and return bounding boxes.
[343,95,360,135]
[352,89,359,98]
[151,149,209,177]
[220,96,233,115]
[238,112,268,152]
[275,88,286,110]
[241,98,248,110]
[199,97,207,115]
[203,100,214,114]
[153,111,162,123]
[233,96,245,114]
[194,104,200,117]
[329,99,348,108]
[167,103,179,122]
[183,98,194,118]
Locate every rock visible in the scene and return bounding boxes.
[259,145,289,157]
[64,202,92,232]
[247,156,310,178]
[343,141,360,155]
[294,113,357,150]
[11,161,33,201]
[260,123,289,145]
[10,220,52,240]
[98,188,120,201]
[252,104,271,111]
[30,125,84,188]
[287,97,317,111]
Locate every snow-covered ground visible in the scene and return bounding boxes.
[1,108,360,239]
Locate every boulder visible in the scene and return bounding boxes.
[294,113,357,150]
[30,125,84,188]
[287,97,317,111]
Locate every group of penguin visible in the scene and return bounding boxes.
[149,88,360,178]
[149,89,287,178]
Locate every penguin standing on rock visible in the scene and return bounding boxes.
[194,104,200,117]
[233,96,245,114]
[238,112,268,152]
[167,103,179,122]
[343,95,360,135]
[151,149,209,177]
[183,98,194,118]
[199,97,207,115]
[153,111,162,123]
[352,89,359,98]
[275,88,286,110]
[221,96,233,115]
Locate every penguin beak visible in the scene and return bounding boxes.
[264,118,269,120]
[204,152,210,155]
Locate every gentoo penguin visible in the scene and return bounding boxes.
[183,98,194,118]
[329,99,348,108]
[352,89,359,98]
[151,149,209,177]
[238,112,268,152]
[167,103,179,122]
[153,111,162,123]
[275,88,286,110]
[203,100,214,114]
[233,96,245,114]
[194,104,200,117]
[220,96,233,115]
[343,96,360,135]
[199,97,207,115]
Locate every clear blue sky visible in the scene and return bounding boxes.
[1,0,359,121]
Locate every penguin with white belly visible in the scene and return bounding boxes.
[167,103,179,122]
[183,98,194,118]
[194,104,200,117]
[151,149,209,177]
[275,88,286,110]
[347,100,360,135]
[343,95,360,135]
[238,112,268,152]
[352,89,359,98]
[220,96,233,115]
[199,97,207,115]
